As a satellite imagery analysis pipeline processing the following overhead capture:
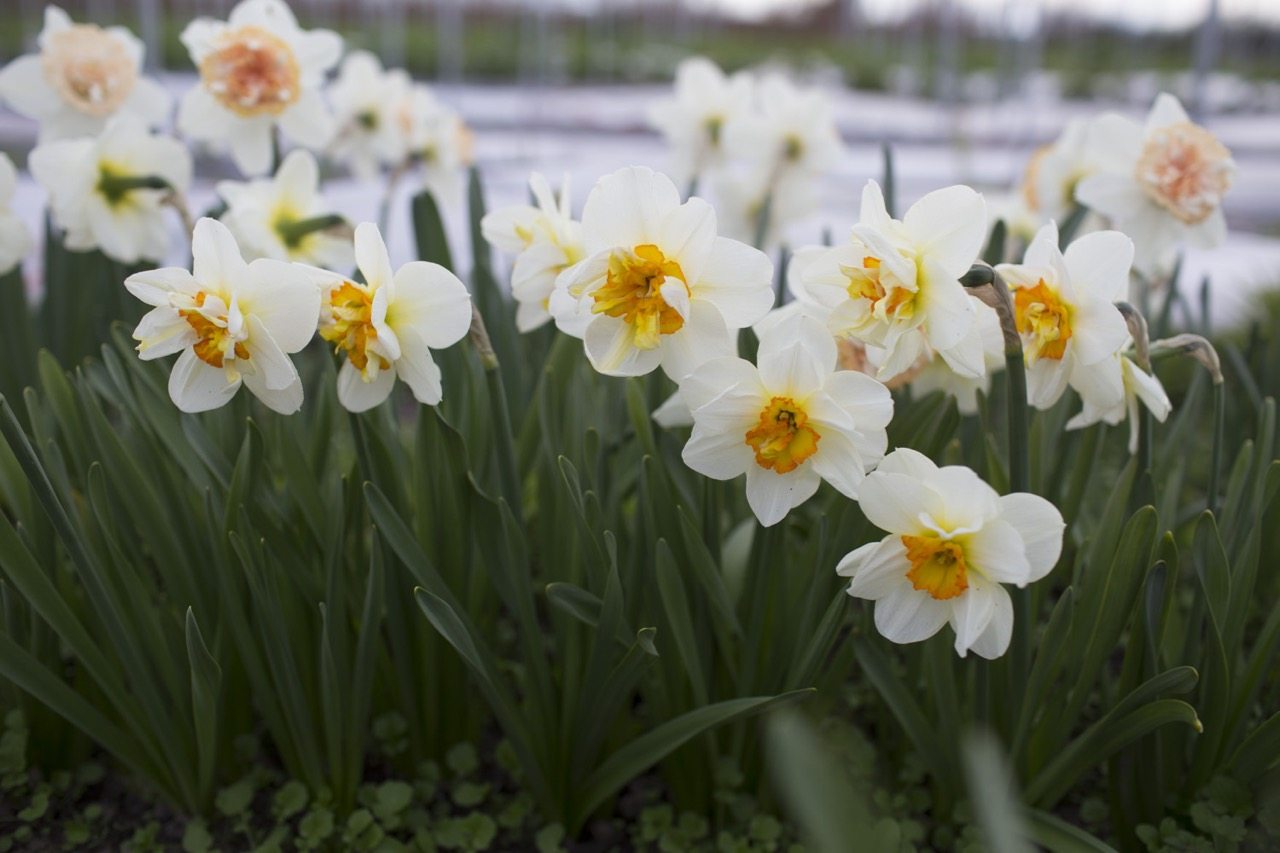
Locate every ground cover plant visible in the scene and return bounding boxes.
[0,2,1278,851]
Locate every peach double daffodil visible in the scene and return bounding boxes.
[550,166,774,380]
[312,223,472,412]
[795,180,989,382]
[125,218,319,414]
[178,0,342,176]
[678,314,892,527]
[996,222,1133,411]
[838,448,1064,659]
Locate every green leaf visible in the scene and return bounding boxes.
[962,730,1034,853]
[855,640,952,790]
[185,608,222,806]
[572,689,813,832]
[1023,809,1118,853]
[655,540,708,705]
[411,190,453,270]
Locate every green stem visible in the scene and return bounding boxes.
[277,214,346,248]
[1209,379,1224,515]
[97,173,171,202]
[752,191,774,251]
[469,305,522,521]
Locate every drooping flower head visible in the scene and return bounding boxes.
[30,114,192,264]
[550,166,773,380]
[996,222,1132,410]
[838,448,1064,659]
[647,57,754,185]
[327,50,412,179]
[796,180,989,381]
[1075,93,1235,275]
[680,313,892,527]
[481,173,585,333]
[312,223,472,412]
[1066,346,1172,454]
[178,0,342,176]
[217,148,353,269]
[0,6,171,142]
[125,218,319,414]
[0,153,33,275]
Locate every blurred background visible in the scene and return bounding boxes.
[1,0,1279,320]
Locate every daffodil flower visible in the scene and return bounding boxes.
[0,153,32,275]
[30,114,192,264]
[0,6,171,143]
[327,50,412,180]
[1075,93,1235,275]
[679,314,892,527]
[550,166,773,379]
[399,85,471,206]
[313,223,472,412]
[178,0,342,176]
[481,173,585,333]
[1067,347,1172,454]
[996,222,1132,410]
[217,148,353,269]
[838,448,1064,659]
[125,218,319,414]
[796,180,989,380]
[646,57,754,186]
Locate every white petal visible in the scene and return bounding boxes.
[808,425,869,498]
[1026,355,1072,410]
[336,359,396,412]
[679,355,762,414]
[876,447,940,479]
[1070,297,1130,366]
[238,259,320,353]
[244,316,298,390]
[389,262,473,349]
[227,119,276,177]
[903,184,987,277]
[1124,359,1172,423]
[840,536,909,600]
[964,580,1013,659]
[658,300,734,383]
[133,309,196,361]
[1145,92,1190,134]
[682,425,754,481]
[652,392,693,429]
[856,471,935,535]
[168,348,239,413]
[242,366,304,414]
[964,519,1032,586]
[657,196,716,285]
[192,218,250,290]
[692,236,775,328]
[583,316,661,377]
[581,166,681,250]
[858,180,894,231]
[873,586,950,645]
[278,90,335,149]
[394,328,445,405]
[997,493,1065,583]
[354,221,395,289]
[1063,230,1134,303]
[0,56,58,120]
[125,267,201,305]
[949,578,998,657]
[1075,173,1150,223]
[744,464,820,527]
[920,258,976,352]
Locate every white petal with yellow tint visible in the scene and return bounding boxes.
[902,184,987,277]
[948,574,999,656]
[337,359,396,412]
[389,262,472,349]
[997,493,1065,582]
[693,236,774,328]
[581,166,680,250]
[169,348,240,413]
[1063,230,1133,303]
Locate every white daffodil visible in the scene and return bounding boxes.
[29,115,192,264]
[550,166,773,380]
[1066,348,1172,454]
[313,222,472,412]
[481,173,585,333]
[0,6,170,143]
[996,222,1132,411]
[327,50,412,179]
[646,57,754,186]
[124,218,318,414]
[680,313,892,527]
[0,153,33,275]
[795,180,989,381]
[838,448,1064,659]
[1075,93,1235,275]
[178,0,342,176]
[909,302,1005,416]
[1021,114,1130,226]
[712,163,816,250]
[400,85,471,205]
[724,73,844,182]
[217,148,353,269]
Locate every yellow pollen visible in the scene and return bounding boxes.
[42,24,137,117]
[1014,279,1073,362]
[181,292,248,369]
[320,281,389,374]
[591,244,689,350]
[844,255,915,318]
[199,26,301,117]
[1135,121,1234,225]
[902,535,969,600]
[744,396,821,474]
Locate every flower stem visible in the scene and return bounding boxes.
[277,214,347,248]
[469,305,522,520]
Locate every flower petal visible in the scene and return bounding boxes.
[168,348,239,413]
[997,493,1065,583]
[1063,230,1134,303]
[839,536,909,600]
[390,261,473,349]
[903,184,987,277]
[873,585,950,645]
[744,463,820,527]
[336,358,396,412]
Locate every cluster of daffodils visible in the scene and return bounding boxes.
[0,0,472,270]
[647,58,845,248]
[126,218,470,414]
[1002,93,1235,277]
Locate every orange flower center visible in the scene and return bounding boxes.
[844,255,915,319]
[1135,121,1233,225]
[199,26,301,117]
[1014,279,1073,362]
[592,244,689,350]
[902,535,969,600]
[181,292,248,369]
[744,396,821,474]
[320,281,389,374]
[42,25,137,117]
